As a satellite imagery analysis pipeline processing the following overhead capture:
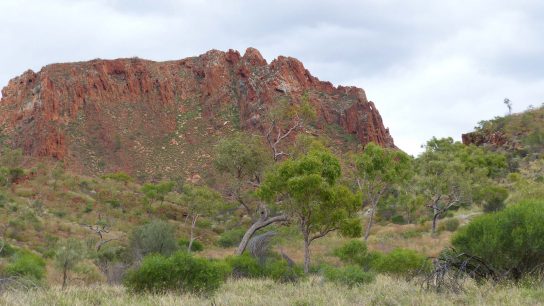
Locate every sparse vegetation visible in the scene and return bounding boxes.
[0,105,541,305]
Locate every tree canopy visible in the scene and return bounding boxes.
[259,148,360,272]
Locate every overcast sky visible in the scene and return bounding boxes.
[1,0,543,155]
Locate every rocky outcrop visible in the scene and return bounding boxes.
[0,48,395,177]
[461,131,507,147]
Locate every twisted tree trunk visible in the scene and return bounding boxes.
[235,205,288,255]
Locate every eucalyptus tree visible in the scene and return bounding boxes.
[416,137,507,234]
[179,184,224,252]
[259,149,360,273]
[55,238,86,289]
[214,132,269,216]
[354,143,413,240]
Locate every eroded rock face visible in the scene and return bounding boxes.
[0,48,395,178]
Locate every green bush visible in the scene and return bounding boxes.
[0,241,17,257]
[8,168,24,184]
[83,203,93,213]
[217,228,246,248]
[439,218,460,232]
[371,248,430,276]
[262,257,304,283]
[102,172,133,183]
[338,218,363,238]
[452,200,544,277]
[322,265,375,287]
[481,186,508,213]
[124,251,230,294]
[391,215,406,225]
[3,250,46,281]
[333,240,370,268]
[130,220,178,258]
[178,239,204,252]
[0,167,8,186]
[225,254,304,282]
[226,254,262,278]
[107,199,121,209]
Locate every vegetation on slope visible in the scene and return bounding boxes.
[0,106,543,304]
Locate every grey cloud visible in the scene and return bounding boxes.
[1,0,543,155]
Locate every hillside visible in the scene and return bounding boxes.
[462,105,544,157]
[0,48,394,181]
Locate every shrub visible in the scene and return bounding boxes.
[107,199,121,208]
[226,254,262,278]
[391,215,406,225]
[439,218,460,232]
[102,172,133,183]
[130,220,178,259]
[371,248,430,276]
[83,203,93,213]
[338,218,363,238]
[481,185,508,213]
[225,254,304,282]
[3,250,46,281]
[124,251,230,294]
[217,228,246,248]
[322,265,375,287]
[333,240,369,268]
[178,238,204,252]
[452,200,544,277]
[0,167,8,186]
[262,257,304,282]
[8,168,24,184]
[0,241,17,257]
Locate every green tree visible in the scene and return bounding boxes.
[214,132,269,216]
[141,181,174,205]
[416,137,507,234]
[55,238,86,289]
[232,100,318,255]
[354,143,413,240]
[179,184,224,252]
[259,149,360,273]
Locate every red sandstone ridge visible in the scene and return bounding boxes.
[0,48,395,178]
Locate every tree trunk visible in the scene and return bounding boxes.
[303,232,311,273]
[432,208,440,236]
[364,202,377,241]
[235,205,288,255]
[188,214,198,252]
[62,263,68,290]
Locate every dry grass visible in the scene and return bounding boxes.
[1,276,543,306]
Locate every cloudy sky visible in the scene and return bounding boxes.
[1,0,543,155]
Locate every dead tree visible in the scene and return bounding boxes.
[427,190,461,235]
[265,117,301,162]
[247,231,276,263]
[82,217,121,252]
[421,248,499,292]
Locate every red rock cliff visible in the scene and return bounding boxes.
[0,48,395,178]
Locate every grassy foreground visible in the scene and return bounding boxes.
[1,276,543,306]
